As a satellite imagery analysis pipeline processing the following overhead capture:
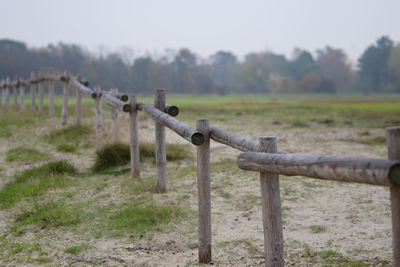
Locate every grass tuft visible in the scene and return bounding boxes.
[92,142,192,173]
[0,161,76,209]
[6,147,49,162]
[11,201,81,233]
[56,144,77,153]
[64,244,93,254]
[45,125,92,150]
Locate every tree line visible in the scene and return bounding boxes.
[0,36,399,94]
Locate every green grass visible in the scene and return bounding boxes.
[45,125,92,148]
[6,147,49,162]
[309,225,327,234]
[64,244,93,254]
[362,136,387,146]
[0,109,40,138]
[92,142,192,173]
[11,201,82,234]
[56,143,77,153]
[0,161,76,209]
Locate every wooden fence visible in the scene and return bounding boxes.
[1,71,400,266]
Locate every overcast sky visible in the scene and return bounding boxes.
[1,0,399,64]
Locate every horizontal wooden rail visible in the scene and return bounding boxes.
[100,90,126,111]
[210,126,288,154]
[137,102,204,145]
[69,78,94,96]
[237,152,400,187]
[138,102,179,117]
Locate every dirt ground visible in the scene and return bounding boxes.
[0,109,394,266]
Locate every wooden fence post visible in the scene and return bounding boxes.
[129,95,140,178]
[259,136,284,267]
[111,88,120,143]
[5,77,9,110]
[30,72,36,112]
[19,79,24,111]
[49,80,55,116]
[76,83,82,127]
[61,71,69,125]
[196,119,212,264]
[13,77,18,109]
[38,75,44,115]
[154,89,166,192]
[94,87,103,151]
[387,127,400,266]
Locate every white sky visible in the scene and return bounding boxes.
[1,0,399,64]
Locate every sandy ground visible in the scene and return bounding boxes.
[0,110,394,266]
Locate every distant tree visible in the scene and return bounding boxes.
[210,51,239,93]
[240,54,271,93]
[295,72,322,93]
[385,43,400,92]
[171,48,198,93]
[358,36,393,92]
[264,52,291,76]
[316,46,353,92]
[289,50,323,81]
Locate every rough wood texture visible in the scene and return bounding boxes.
[237,152,400,187]
[4,77,9,109]
[49,80,55,116]
[30,73,36,112]
[101,91,126,110]
[129,95,140,178]
[154,89,167,192]
[94,87,103,151]
[19,81,24,111]
[76,86,82,126]
[210,126,288,154]
[387,127,400,266]
[196,119,212,264]
[61,71,69,125]
[137,102,179,117]
[69,78,93,96]
[111,89,120,143]
[259,137,284,267]
[38,79,44,115]
[137,102,204,146]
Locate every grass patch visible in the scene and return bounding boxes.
[362,136,386,146]
[217,238,262,256]
[291,120,309,128]
[0,161,76,209]
[45,125,92,149]
[309,225,327,234]
[6,147,49,162]
[56,144,77,153]
[64,244,93,254]
[11,201,82,234]
[92,142,192,173]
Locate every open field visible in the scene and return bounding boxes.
[1,94,400,266]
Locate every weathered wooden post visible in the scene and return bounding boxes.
[19,79,25,111]
[30,72,36,112]
[196,119,212,264]
[5,77,10,110]
[129,95,140,177]
[49,79,55,116]
[154,89,166,192]
[61,71,69,125]
[94,87,103,151]
[388,126,400,266]
[258,136,284,267]
[111,88,120,143]
[75,80,82,127]
[38,74,44,115]
[13,77,18,109]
